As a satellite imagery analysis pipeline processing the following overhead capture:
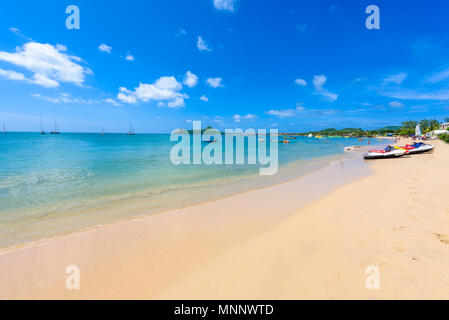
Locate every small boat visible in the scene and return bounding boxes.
[364,145,407,160]
[50,119,60,134]
[40,118,45,135]
[398,142,435,155]
[2,122,6,133]
[307,133,313,138]
[126,122,135,135]
[415,124,422,137]
[344,145,362,152]
[205,137,216,143]
[100,126,105,135]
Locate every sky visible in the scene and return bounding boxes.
[0,0,449,133]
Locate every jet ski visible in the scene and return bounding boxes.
[364,145,408,159]
[399,142,435,154]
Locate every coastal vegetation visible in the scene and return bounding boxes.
[439,134,449,143]
[298,118,448,138]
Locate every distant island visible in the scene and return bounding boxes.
[282,118,449,139]
[172,118,449,143]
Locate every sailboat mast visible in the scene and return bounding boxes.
[50,119,60,134]
[40,118,45,134]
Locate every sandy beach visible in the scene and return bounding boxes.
[1,139,448,300]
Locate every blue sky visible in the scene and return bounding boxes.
[0,0,449,133]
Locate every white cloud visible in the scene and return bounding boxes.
[183,71,198,87]
[425,68,449,84]
[125,53,135,61]
[0,68,26,81]
[266,105,305,118]
[98,44,112,53]
[206,77,223,88]
[383,72,407,85]
[0,42,88,88]
[294,78,307,86]
[117,87,138,104]
[9,27,32,40]
[233,113,256,122]
[313,74,327,90]
[389,101,404,108]
[56,44,68,52]
[312,74,338,102]
[104,98,121,106]
[117,76,188,107]
[266,109,296,118]
[295,102,305,111]
[31,73,59,88]
[200,95,209,101]
[197,36,212,52]
[9,27,20,34]
[176,29,187,36]
[319,91,338,102]
[380,89,449,101]
[167,97,186,108]
[213,0,237,12]
[32,93,97,105]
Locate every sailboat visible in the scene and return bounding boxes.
[415,124,422,137]
[126,122,135,135]
[100,126,105,135]
[50,119,60,134]
[2,122,6,133]
[40,118,45,135]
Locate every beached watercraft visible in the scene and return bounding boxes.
[344,145,362,151]
[364,145,407,159]
[398,142,435,154]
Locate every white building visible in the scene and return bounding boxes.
[440,122,449,130]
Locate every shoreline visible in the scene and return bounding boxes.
[2,139,447,299]
[0,148,375,299]
[0,145,377,253]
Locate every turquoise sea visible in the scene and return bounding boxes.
[0,132,387,248]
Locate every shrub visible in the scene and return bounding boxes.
[439,134,449,143]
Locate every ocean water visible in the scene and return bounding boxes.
[0,132,386,248]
